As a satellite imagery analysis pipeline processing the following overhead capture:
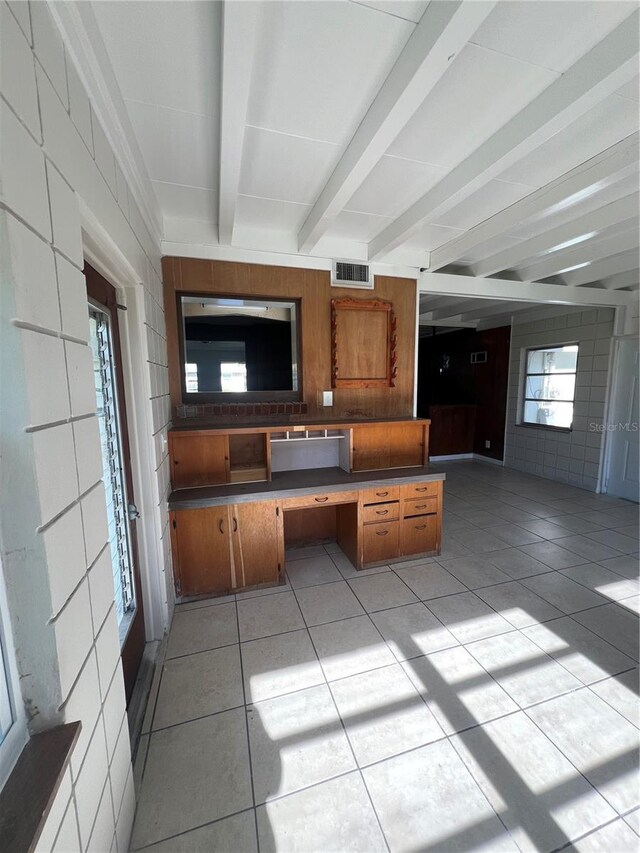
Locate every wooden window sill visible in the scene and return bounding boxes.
[0,722,81,853]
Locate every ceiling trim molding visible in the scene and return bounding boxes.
[160,239,420,280]
[419,271,636,307]
[297,0,497,253]
[419,318,479,328]
[218,1,262,245]
[50,1,163,245]
[428,298,489,321]
[369,11,640,260]
[459,301,536,322]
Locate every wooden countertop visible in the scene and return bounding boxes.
[169,465,445,510]
[170,416,430,434]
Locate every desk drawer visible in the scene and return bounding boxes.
[363,521,399,564]
[361,485,400,505]
[402,481,440,499]
[401,515,438,556]
[363,501,399,524]
[281,490,358,510]
[403,496,438,517]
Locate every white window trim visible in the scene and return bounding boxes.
[0,555,28,790]
[518,342,579,432]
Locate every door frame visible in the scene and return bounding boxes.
[81,203,169,644]
[601,334,640,496]
[86,266,146,700]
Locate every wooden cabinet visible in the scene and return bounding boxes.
[281,490,359,510]
[399,479,442,559]
[170,507,232,597]
[170,430,271,489]
[230,501,282,588]
[352,422,427,472]
[229,433,269,483]
[403,496,438,516]
[170,432,229,489]
[402,481,439,498]
[401,515,438,556]
[360,478,443,567]
[363,521,400,564]
[169,419,430,489]
[360,485,400,504]
[171,501,282,598]
[362,502,399,523]
[170,478,444,600]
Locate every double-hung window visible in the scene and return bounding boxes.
[522,344,579,429]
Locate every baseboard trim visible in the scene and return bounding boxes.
[429,453,504,466]
[429,453,474,462]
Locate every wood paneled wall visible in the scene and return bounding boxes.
[163,257,417,419]
[417,325,510,461]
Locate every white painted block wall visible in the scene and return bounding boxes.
[1,2,173,850]
[504,308,615,491]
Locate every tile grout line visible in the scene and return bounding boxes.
[233,598,261,853]
[287,577,392,853]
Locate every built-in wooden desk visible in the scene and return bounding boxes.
[169,466,445,600]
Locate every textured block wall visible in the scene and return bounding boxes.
[1,2,172,850]
[504,308,615,491]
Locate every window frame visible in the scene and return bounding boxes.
[176,292,303,404]
[519,342,579,432]
[0,557,28,790]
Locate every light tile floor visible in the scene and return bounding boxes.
[131,462,639,852]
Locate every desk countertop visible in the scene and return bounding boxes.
[170,416,430,433]
[169,465,445,510]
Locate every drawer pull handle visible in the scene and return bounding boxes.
[375,530,389,536]
[415,524,427,530]
[314,496,329,503]
[415,504,427,509]
[415,487,428,492]
[376,491,389,497]
[218,519,224,534]
[375,509,389,516]
[232,518,238,533]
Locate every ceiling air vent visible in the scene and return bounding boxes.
[331,260,373,289]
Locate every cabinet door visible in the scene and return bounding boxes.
[171,508,232,597]
[231,501,282,588]
[170,434,229,489]
[400,515,438,557]
[352,424,424,471]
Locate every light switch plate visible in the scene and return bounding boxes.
[322,390,333,407]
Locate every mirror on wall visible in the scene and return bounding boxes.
[179,295,300,400]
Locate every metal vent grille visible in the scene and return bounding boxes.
[331,260,373,289]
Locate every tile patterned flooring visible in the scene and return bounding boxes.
[131,463,639,852]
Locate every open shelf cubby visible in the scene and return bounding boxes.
[228,433,269,483]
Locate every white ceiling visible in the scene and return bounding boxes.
[91,0,639,293]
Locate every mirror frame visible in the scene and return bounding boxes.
[177,292,303,403]
[331,296,397,388]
